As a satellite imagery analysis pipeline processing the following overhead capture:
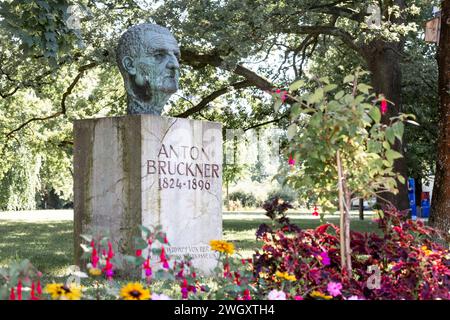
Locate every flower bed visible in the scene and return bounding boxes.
[1,207,449,300]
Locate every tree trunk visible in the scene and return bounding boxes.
[430,0,450,240]
[226,180,230,211]
[363,39,410,211]
[359,198,364,220]
[337,150,352,276]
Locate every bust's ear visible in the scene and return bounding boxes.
[122,56,136,75]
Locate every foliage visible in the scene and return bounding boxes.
[280,70,414,212]
[254,206,450,300]
[228,190,258,208]
[266,187,297,205]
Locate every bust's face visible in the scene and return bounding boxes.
[124,30,180,100]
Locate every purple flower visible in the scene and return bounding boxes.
[327,282,342,297]
[319,251,331,266]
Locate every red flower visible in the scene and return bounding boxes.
[9,287,15,300]
[108,241,114,259]
[30,282,39,300]
[37,280,42,296]
[243,289,252,300]
[136,249,142,257]
[381,99,388,115]
[312,206,319,216]
[17,280,22,300]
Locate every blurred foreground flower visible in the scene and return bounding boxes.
[210,240,235,255]
[45,283,82,300]
[120,282,151,300]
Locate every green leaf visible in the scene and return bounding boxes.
[386,149,403,162]
[343,74,354,83]
[80,234,92,243]
[140,225,151,237]
[290,103,301,119]
[323,84,337,92]
[334,91,344,100]
[308,88,324,104]
[406,119,420,126]
[80,243,91,253]
[385,127,395,145]
[398,175,406,184]
[287,124,298,140]
[289,79,305,92]
[392,122,404,141]
[134,237,148,250]
[274,98,282,112]
[357,83,372,94]
[369,106,381,123]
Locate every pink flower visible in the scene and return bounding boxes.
[268,289,287,300]
[327,281,343,297]
[288,155,295,166]
[381,99,388,115]
[280,91,288,103]
[294,295,303,300]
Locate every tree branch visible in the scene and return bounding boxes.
[181,48,275,90]
[243,114,288,132]
[176,80,252,118]
[282,25,364,57]
[5,62,97,138]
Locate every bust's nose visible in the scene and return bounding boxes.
[167,52,180,71]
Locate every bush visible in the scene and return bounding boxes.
[266,188,297,205]
[229,191,258,208]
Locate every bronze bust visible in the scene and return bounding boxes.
[116,23,180,115]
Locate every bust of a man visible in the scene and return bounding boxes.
[116,23,180,115]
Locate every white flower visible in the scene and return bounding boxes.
[152,293,172,300]
[268,289,286,300]
[408,4,421,16]
[346,295,362,300]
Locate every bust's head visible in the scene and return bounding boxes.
[116,23,180,115]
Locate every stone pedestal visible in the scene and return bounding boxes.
[74,115,222,273]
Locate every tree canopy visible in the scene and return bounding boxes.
[0,0,440,210]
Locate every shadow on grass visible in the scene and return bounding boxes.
[0,221,73,276]
[0,216,380,276]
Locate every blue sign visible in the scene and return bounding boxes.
[407,178,417,219]
[421,192,430,218]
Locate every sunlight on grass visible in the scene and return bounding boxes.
[1,211,380,278]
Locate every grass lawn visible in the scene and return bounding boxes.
[0,210,380,280]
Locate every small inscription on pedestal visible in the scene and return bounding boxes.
[165,245,219,260]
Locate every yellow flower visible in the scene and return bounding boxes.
[45,283,82,300]
[209,240,235,255]
[120,282,151,300]
[421,246,433,256]
[89,268,102,276]
[275,271,297,282]
[310,290,333,300]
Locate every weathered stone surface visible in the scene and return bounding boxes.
[74,115,222,274]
